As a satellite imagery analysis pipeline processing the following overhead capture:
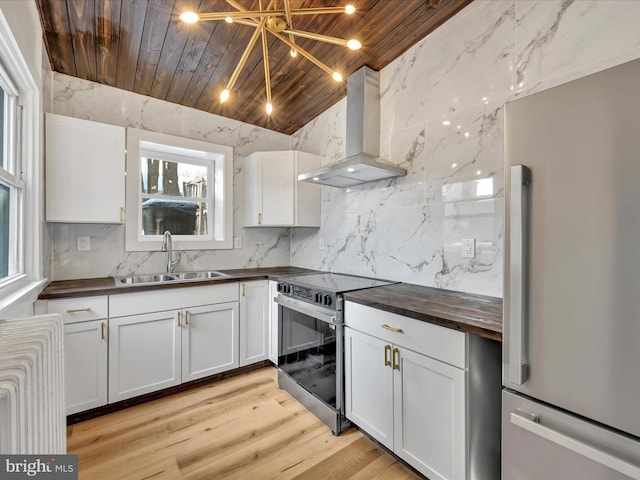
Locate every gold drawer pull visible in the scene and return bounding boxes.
[120,206,124,222]
[392,348,400,371]
[384,345,391,367]
[258,213,262,225]
[185,310,190,325]
[381,324,403,333]
[67,308,91,313]
[101,322,106,340]
[177,311,182,327]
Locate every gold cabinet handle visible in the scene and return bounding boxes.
[101,322,106,340]
[258,212,262,225]
[185,310,190,325]
[384,344,391,367]
[382,324,403,333]
[120,206,124,222]
[242,283,246,296]
[67,307,91,313]
[177,311,181,327]
[392,348,400,370]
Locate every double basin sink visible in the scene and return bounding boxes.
[115,270,229,287]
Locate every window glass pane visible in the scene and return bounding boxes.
[140,157,207,197]
[141,199,207,236]
[0,183,9,278]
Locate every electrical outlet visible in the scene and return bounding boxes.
[462,238,476,258]
[77,236,90,252]
[234,237,242,249]
[319,238,325,250]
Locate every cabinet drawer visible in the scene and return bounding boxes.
[45,295,108,324]
[110,283,239,318]
[344,301,466,369]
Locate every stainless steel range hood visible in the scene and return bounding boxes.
[298,67,406,188]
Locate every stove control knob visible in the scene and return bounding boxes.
[314,293,322,303]
[323,294,333,306]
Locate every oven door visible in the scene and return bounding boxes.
[275,295,338,409]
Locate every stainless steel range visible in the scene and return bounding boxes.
[275,273,395,435]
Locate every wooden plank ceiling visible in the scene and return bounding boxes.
[37,0,472,135]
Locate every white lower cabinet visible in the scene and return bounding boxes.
[268,280,278,364]
[344,328,394,448]
[109,310,181,403]
[109,283,239,403]
[64,320,108,415]
[182,302,239,381]
[37,295,109,415]
[345,301,467,480]
[394,347,466,480]
[239,281,269,366]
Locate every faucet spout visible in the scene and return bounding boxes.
[161,231,179,273]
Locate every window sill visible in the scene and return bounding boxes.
[0,276,47,317]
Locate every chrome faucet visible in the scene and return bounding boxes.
[161,231,180,274]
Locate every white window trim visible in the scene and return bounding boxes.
[0,9,45,315]
[125,128,233,251]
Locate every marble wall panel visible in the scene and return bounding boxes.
[291,0,640,297]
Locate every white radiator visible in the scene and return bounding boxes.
[0,313,66,454]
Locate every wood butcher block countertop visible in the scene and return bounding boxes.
[38,268,502,341]
[343,283,503,342]
[37,266,317,299]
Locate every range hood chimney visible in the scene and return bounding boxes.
[298,66,407,188]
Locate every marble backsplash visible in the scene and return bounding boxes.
[46,72,291,280]
[290,0,640,297]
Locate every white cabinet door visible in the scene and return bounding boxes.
[243,151,320,227]
[64,320,108,415]
[268,280,278,364]
[182,302,239,382]
[261,153,295,225]
[239,281,269,367]
[394,347,466,480]
[45,113,125,223]
[344,327,394,449]
[108,311,181,403]
[243,153,262,227]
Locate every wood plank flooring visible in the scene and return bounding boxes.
[67,366,423,480]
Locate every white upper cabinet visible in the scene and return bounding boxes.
[45,113,125,223]
[244,151,321,227]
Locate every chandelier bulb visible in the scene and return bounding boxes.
[220,89,230,103]
[345,5,356,14]
[266,103,273,115]
[290,49,298,58]
[179,11,200,24]
[346,39,361,50]
[225,17,233,23]
[332,72,343,82]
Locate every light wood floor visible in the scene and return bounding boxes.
[68,366,423,480]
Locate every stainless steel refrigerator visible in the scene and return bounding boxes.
[502,57,640,479]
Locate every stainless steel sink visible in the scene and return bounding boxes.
[173,271,228,280]
[115,270,229,287]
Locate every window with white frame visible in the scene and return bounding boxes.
[0,7,42,311]
[0,69,24,282]
[125,128,233,251]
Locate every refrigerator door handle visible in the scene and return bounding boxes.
[511,410,640,478]
[509,165,531,384]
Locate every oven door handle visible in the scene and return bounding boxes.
[275,295,337,325]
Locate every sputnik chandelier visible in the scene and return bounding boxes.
[179,1,361,116]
